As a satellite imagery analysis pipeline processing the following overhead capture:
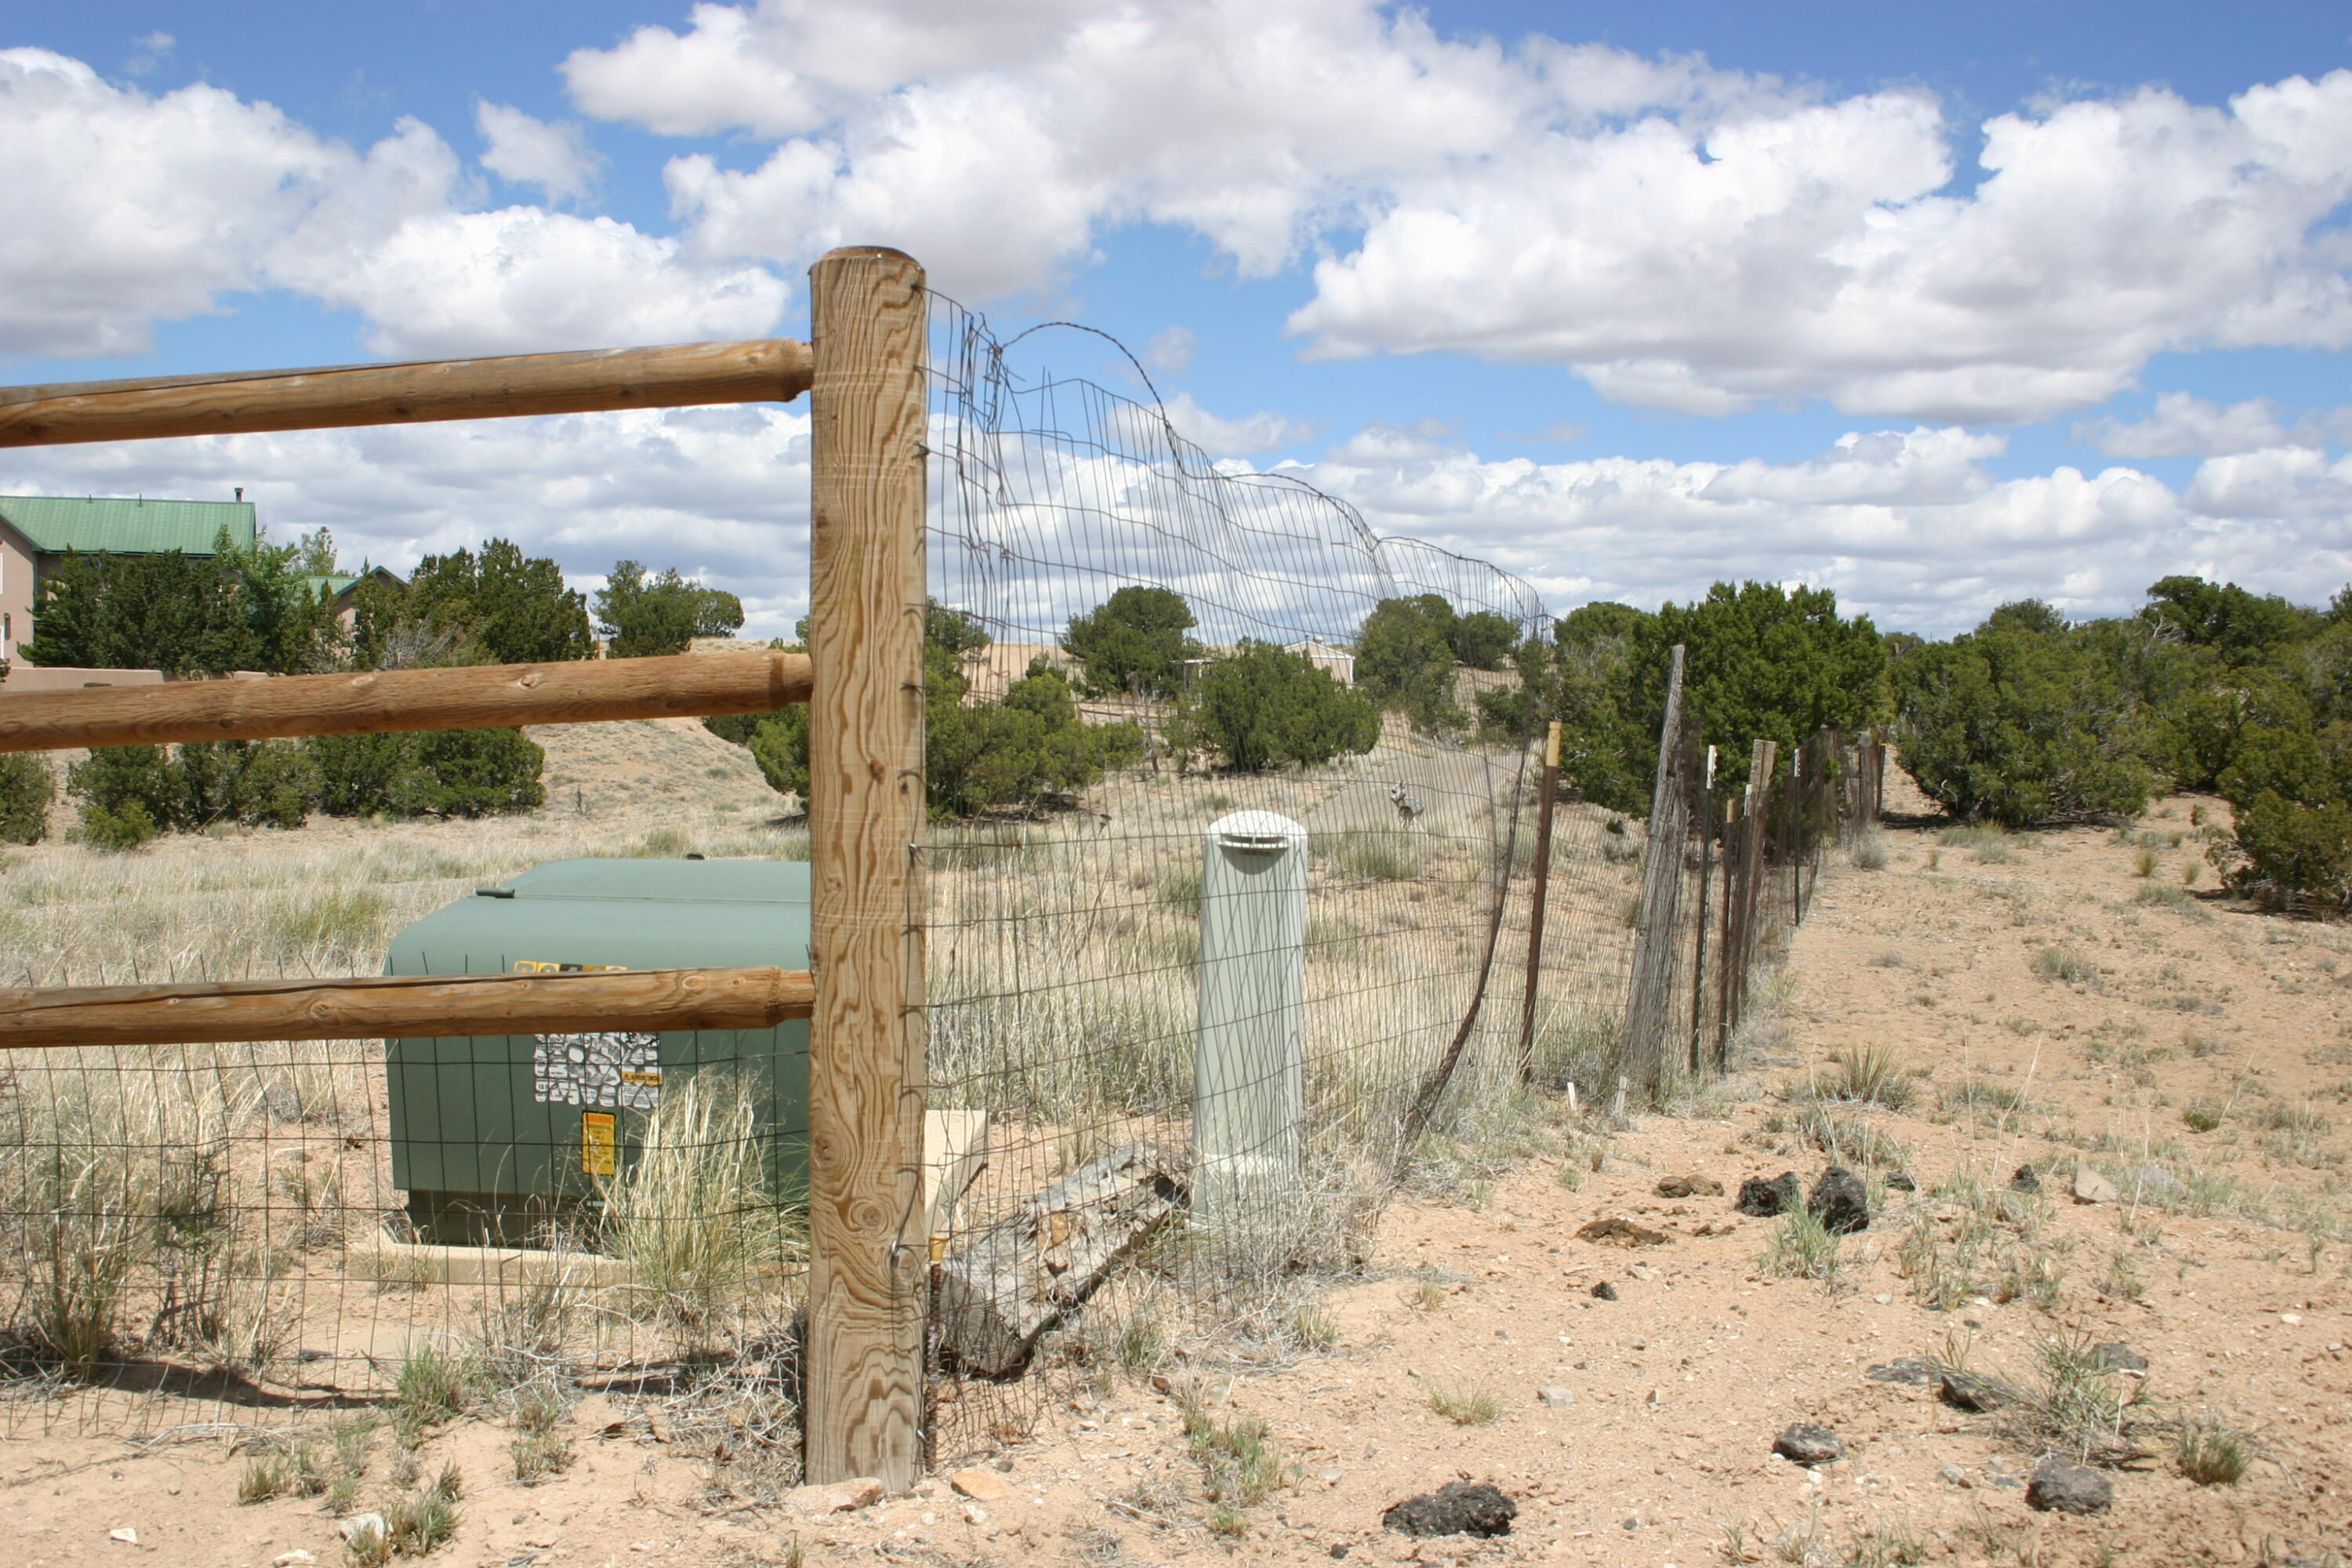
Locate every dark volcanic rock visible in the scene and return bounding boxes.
[1808,1166,1871,1234]
[1864,1356,1936,1385]
[2026,1457,2113,1515]
[1736,1173,1801,1218]
[1382,1481,1517,1538]
[1885,1172,1918,1192]
[1938,1370,2009,1412]
[1772,1423,1846,1466]
[2010,1163,2042,1193]
[1590,1280,1620,1301]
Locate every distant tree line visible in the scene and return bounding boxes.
[707,584,1531,818]
[5,533,742,848]
[1894,577,2352,910]
[1475,581,1889,815]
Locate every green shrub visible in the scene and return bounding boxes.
[593,559,742,658]
[413,728,545,816]
[1195,641,1380,771]
[0,752,54,844]
[308,731,434,817]
[69,739,318,838]
[69,745,182,829]
[1895,607,2154,826]
[1065,586,1197,698]
[306,728,542,819]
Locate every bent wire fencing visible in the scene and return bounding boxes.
[0,293,1875,1489]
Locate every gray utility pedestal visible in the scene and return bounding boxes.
[1194,810,1307,1240]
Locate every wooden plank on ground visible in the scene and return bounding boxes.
[934,1145,1186,1377]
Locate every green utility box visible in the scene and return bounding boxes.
[383,858,810,1246]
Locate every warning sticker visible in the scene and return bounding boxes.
[534,1031,662,1109]
[580,1112,616,1177]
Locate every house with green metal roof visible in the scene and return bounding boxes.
[0,492,257,662]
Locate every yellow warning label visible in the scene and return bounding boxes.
[580,1112,617,1176]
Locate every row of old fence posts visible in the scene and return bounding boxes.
[1517,719,1563,1084]
[1616,645,1689,1103]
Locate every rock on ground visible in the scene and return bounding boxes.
[2092,1342,2149,1374]
[1808,1166,1870,1233]
[1590,1280,1620,1301]
[1537,1387,1576,1407]
[2011,1163,2043,1193]
[1577,1217,1670,1247]
[1654,1174,1724,1198]
[2073,1167,2122,1203]
[1864,1357,1936,1385]
[2027,1457,2114,1515]
[1939,1370,2009,1412]
[1381,1481,1518,1538]
[1773,1423,1846,1466]
[1736,1173,1801,1217]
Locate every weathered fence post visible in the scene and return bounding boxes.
[1517,720,1562,1083]
[1196,811,1308,1250]
[804,246,929,1491]
[1615,646,1687,1102]
[1687,741,1714,1076]
[1713,792,1737,1069]
[1726,737,1777,1040]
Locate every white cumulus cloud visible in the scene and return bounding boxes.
[561,2,2352,423]
[476,101,604,204]
[2077,390,2352,458]
[0,49,786,362]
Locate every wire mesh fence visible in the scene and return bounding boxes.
[0,296,1878,1483]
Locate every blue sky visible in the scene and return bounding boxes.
[4,2,2351,635]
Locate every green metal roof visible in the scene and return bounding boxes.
[0,494,256,556]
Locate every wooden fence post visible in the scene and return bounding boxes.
[1712,793,1737,1069]
[804,246,929,1491]
[1516,720,1562,1083]
[1687,741,1713,1076]
[1615,646,1686,1101]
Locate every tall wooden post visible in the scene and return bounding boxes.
[1517,720,1562,1083]
[1713,794,1737,1068]
[804,247,929,1490]
[1686,741,1713,1076]
[1615,646,1686,1102]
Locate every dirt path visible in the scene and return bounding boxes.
[9,792,2352,1568]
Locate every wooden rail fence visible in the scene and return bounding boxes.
[0,249,925,1490]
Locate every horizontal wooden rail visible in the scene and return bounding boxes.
[0,649,810,753]
[0,338,811,447]
[0,966,815,1050]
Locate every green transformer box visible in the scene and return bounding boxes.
[383,857,810,1245]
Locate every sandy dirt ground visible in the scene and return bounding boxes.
[9,779,2352,1568]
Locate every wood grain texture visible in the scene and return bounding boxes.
[0,338,811,447]
[804,247,929,1490]
[0,966,812,1049]
[0,650,810,753]
[935,1146,1183,1376]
